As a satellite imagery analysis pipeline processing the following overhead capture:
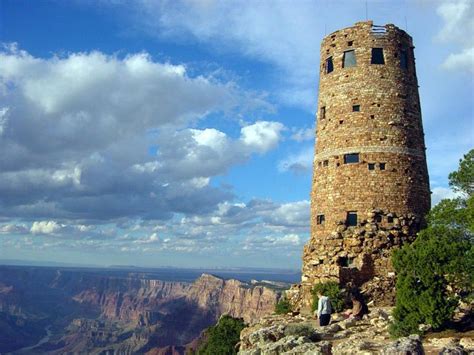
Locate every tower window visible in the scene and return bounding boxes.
[343,50,357,68]
[337,256,354,267]
[375,214,382,223]
[368,163,375,170]
[380,163,386,170]
[352,104,360,112]
[387,216,394,223]
[323,160,329,167]
[326,57,334,73]
[371,48,385,64]
[344,153,359,164]
[320,106,326,120]
[347,40,353,46]
[317,214,325,225]
[346,211,358,227]
[400,50,408,69]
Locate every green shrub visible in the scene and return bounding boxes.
[390,149,474,338]
[311,281,345,313]
[196,315,245,355]
[274,297,292,314]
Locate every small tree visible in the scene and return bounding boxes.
[196,315,245,355]
[274,297,292,314]
[390,150,474,337]
[311,281,345,313]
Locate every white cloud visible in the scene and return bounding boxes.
[278,147,314,174]
[0,223,28,234]
[442,47,474,73]
[240,121,285,153]
[30,221,62,235]
[436,0,474,72]
[290,127,314,142]
[431,186,460,205]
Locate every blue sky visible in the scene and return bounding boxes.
[0,0,472,269]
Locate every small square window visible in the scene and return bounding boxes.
[387,216,394,223]
[400,50,408,69]
[343,50,357,68]
[326,57,334,73]
[320,106,326,120]
[317,214,325,225]
[375,214,382,223]
[371,48,385,64]
[344,153,359,164]
[323,160,329,167]
[346,211,358,227]
[347,41,353,46]
[352,105,360,112]
[368,163,375,170]
[380,163,386,170]
[337,256,354,267]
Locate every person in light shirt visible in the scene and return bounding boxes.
[315,291,332,326]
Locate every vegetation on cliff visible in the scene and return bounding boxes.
[311,281,345,313]
[390,149,474,337]
[274,297,293,314]
[196,315,245,355]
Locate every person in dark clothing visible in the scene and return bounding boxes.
[345,293,368,320]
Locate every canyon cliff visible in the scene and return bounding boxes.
[0,265,281,354]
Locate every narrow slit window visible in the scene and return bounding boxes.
[320,106,326,120]
[346,211,358,227]
[326,57,334,73]
[368,163,375,170]
[323,160,329,167]
[380,163,386,170]
[371,48,385,64]
[317,214,325,225]
[352,104,360,112]
[344,153,359,164]
[375,214,382,223]
[343,50,357,68]
[400,50,408,69]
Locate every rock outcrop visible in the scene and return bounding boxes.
[238,307,474,355]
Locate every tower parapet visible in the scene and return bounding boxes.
[294,21,430,310]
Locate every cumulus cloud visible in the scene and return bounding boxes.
[126,0,322,109]
[436,0,474,72]
[431,186,461,205]
[30,221,62,235]
[0,45,282,222]
[0,223,29,234]
[278,147,314,174]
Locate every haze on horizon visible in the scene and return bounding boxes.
[0,0,472,269]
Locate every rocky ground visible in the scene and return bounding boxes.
[238,307,474,354]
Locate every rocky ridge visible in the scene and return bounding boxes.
[238,308,474,354]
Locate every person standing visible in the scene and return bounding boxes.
[315,291,332,326]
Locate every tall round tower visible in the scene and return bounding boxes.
[298,21,430,308]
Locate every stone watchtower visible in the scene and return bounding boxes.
[297,21,430,309]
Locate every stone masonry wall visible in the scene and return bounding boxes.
[296,21,431,311]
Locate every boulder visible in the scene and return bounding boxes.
[382,334,424,354]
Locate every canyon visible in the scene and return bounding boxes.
[0,265,283,354]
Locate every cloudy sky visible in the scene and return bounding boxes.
[0,0,472,269]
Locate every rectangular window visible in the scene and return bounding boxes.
[326,57,334,73]
[317,214,325,225]
[344,153,359,164]
[343,50,357,68]
[387,216,394,223]
[346,211,358,227]
[368,163,375,170]
[380,163,386,170]
[320,106,326,120]
[400,50,408,69]
[352,104,360,112]
[323,160,329,167]
[371,48,385,64]
[347,40,353,46]
[337,256,354,267]
[375,214,382,223]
